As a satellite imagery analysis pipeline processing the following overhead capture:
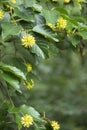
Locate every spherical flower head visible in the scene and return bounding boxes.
[24,79,34,89]
[51,121,60,130]
[56,17,67,30]
[21,114,33,128]
[10,0,16,4]
[0,10,4,20]
[64,0,71,3]
[26,63,32,72]
[21,35,35,48]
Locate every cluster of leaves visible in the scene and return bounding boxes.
[0,0,87,129]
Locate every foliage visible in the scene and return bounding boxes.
[0,0,87,130]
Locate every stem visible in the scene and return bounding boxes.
[5,85,14,107]
[10,8,17,25]
[0,81,14,107]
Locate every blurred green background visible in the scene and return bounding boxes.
[29,49,87,130]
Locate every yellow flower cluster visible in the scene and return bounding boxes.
[0,10,4,20]
[24,79,34,89]
[10,0,16,4]
[21,114,33,128]
[46,17,67,31]
[56,17,67,30]
[21,35,35,48]
[26,63,32,72]
[46,22,56,31]
[64,0,71,3]
[51,121,60,130]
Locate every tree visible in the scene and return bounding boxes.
[0,0,87,130]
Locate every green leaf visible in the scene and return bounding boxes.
[14,7,34,22]
[16,0,23,5]
[38,43,49,58]
[0,62,26,80]
[4,12,11,22]
[77,31,87,40]
[68,35,79,47]
[23,0,36,7]
[31,44,45,59]
[35,14,45,25]
[0,71,21,92]
[33,25,59,42]
[61,14,78,26]
[42,9,59,24]
[33,4,42,12]
[8,106,22,130]
[14,114,22,130]
[9,104,41,120]
[8,105,20,113]
[34,124,41,130]
[1,22,22,39]
[55,7,68,15]
[20,104,41,121]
